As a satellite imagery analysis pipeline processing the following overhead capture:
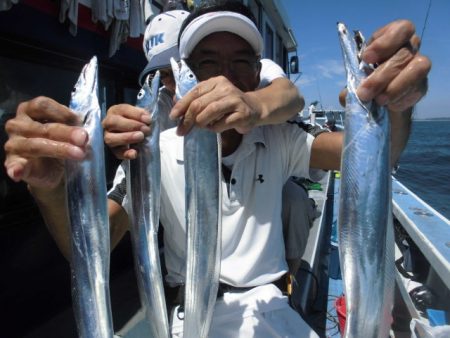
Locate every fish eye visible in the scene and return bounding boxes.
[137,89,144,99]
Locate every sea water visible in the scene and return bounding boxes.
[394,120,450,219]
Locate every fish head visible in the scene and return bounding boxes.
[170,57,180,86]
[337,22,348,38]
[136,71,160,115]
[70,56,99,127]
[338,23,379,118]
[337,22,367,95]
[353,30,376,77]
[171,57,198,99]
[353,30,366,55]
[337,22,358,72]
[150,71,161,102]
[136,77,152,107]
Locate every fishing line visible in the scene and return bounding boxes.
[420,0,432,47]
[408,0,431,119]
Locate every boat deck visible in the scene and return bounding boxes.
[290,172,335,336]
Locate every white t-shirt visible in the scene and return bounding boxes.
[258,58,286,89]
[159,124,315,287]
[108,123,319,287]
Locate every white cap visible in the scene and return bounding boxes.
[139,10,189,85]
[179,11,263,59]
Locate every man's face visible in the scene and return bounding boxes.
[187,32,261,91]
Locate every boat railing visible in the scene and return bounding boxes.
[391,177,450,332]
[296,172,450,336]
[392,177,450,290]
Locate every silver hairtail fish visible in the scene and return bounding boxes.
[171,58,199,100]
[337,23,395,338]
[65,56,114,338]
[171,57,222,338]
[126,71,170,338]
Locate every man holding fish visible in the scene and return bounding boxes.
[106,8,323,279]
[4,0,430,337]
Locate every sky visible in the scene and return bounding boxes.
[280,0,450,119]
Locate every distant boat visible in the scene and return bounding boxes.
[299,101,345,131]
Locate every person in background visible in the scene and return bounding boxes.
[324,118,337,131]
[139,10,189,132]
[3,1,430,336]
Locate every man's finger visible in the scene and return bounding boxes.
[4,155,28,182]
[109,146,137,160]
[380,55,430,108]
[170,87,198,120]
[176,115,196,136]
[5,155,65,188]
[123,148,138,160]
[170,80,217,120]
[195,100,231,128]
[5,119,88,147]
[357,45,417,102]
[17,97,79,125]
[102,114,151,134]
[178,96,238,134]
[363,20,416,65]
[104,130,145,148]
[107,104,150,123]
[4,136,86,160]
[387,91,425,114]
[386,72,428,112]
[195,85,247,124]
[207,111,254,135]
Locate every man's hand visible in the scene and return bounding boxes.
[357,19,431,113]
[102,104,151,160]
[336,20,431,166]
[169,75,262,136]
[4,96,87,189]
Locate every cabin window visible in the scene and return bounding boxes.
[0,56,80,114]
[0,56,125,120]
[265,23,274,59]
[283,46,288,72]
[248,0,262,30]
[276,34,283,66]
